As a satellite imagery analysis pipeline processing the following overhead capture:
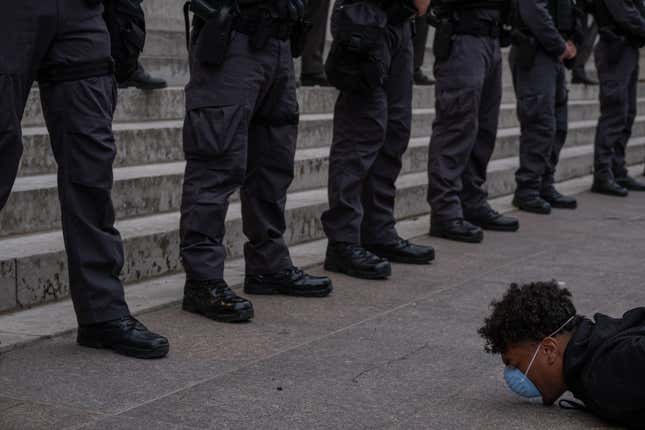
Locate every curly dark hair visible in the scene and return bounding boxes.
[478,281,582,354]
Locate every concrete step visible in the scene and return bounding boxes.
[1,138,644,314]
[20,99,645,177]
[24,82,633,128]
[7,115,645,238]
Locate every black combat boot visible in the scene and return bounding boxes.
[300,72,330,87]
[464,206,519,232]
[591,178,629,197]
[324,242,391,279]
[540,186,578,209]
[430,219,484,243]
[182,280,254,322]
[77,316,169,359]
[244,267,333,297]
[616,175,645,191]
[118,63,167,90]
[364,237,435,264]
[513,194,552,214]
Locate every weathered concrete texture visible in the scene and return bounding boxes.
[3,188,642,429]
[23,83,629,130]
[2,144,644,313]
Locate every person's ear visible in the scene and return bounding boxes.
[542,338,560,365]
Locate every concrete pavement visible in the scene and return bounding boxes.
[2,184,644,429]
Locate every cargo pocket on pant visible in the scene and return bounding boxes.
[436,87,476,121]
[599,80,625,109]
[517,94,544,123]
[66,115,117,191]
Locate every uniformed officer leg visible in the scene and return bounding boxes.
[242,41,333,297]
[361,27,414,246]
[359,25,434,264]
[241,49,297,276]
[428,36,485,242]
[613,48,645,191]
[301,0,331,85]
[513,51,558,214]
[0,76,28,211]
[461,42,518,232]
[592,40,631,196]
[180,38,258,282]
[539,65,577,209]
[180,33,261,322]
[413,18,433,85]
[322,89,388,245]
[0,0,55,210]
[461,43,501,215]
[40,1,130,325]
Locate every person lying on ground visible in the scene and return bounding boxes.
[478,280,645,429]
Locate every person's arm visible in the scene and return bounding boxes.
[604,0,645,39]
[415,0,431,16]
[517,0,567,58]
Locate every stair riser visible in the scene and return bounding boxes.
[22,101,645,177]
[8,119,645,238]
[4,142,644,313]
[25,83,634,128]
[9,118,645,238]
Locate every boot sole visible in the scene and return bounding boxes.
[182,302,254,323]
[477,223,519,232]
[244,284,333,297]
[590,188,629,197]
[77,336,169,359]
[429,230,483,244]
[324,261,391,280]
[365,251,435,265]
[512,200,552,215]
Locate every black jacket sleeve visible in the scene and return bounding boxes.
[604,0,645,39]
[587,336,645,417]
[517,0,567,57]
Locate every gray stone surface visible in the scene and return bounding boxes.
[1,189,644,429]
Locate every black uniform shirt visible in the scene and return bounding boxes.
[604,0,645,39]
[517,0,567,57]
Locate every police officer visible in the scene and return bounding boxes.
[322,0,435,280]
[0,0,169,359]
[180,0,333,323]
[510,0,580,214]
[427,0,520,244]
[591,0,645,196]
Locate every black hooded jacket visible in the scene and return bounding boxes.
[563,308,645,429]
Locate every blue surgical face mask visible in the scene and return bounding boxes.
[503,315,576,399]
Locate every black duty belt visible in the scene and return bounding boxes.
[453,19,501,38]
[234,15,293,40]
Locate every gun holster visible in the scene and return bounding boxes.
[511,29,537,69]
[185,0,237,65]
[433,19,454,62]
[325,1,388,93]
